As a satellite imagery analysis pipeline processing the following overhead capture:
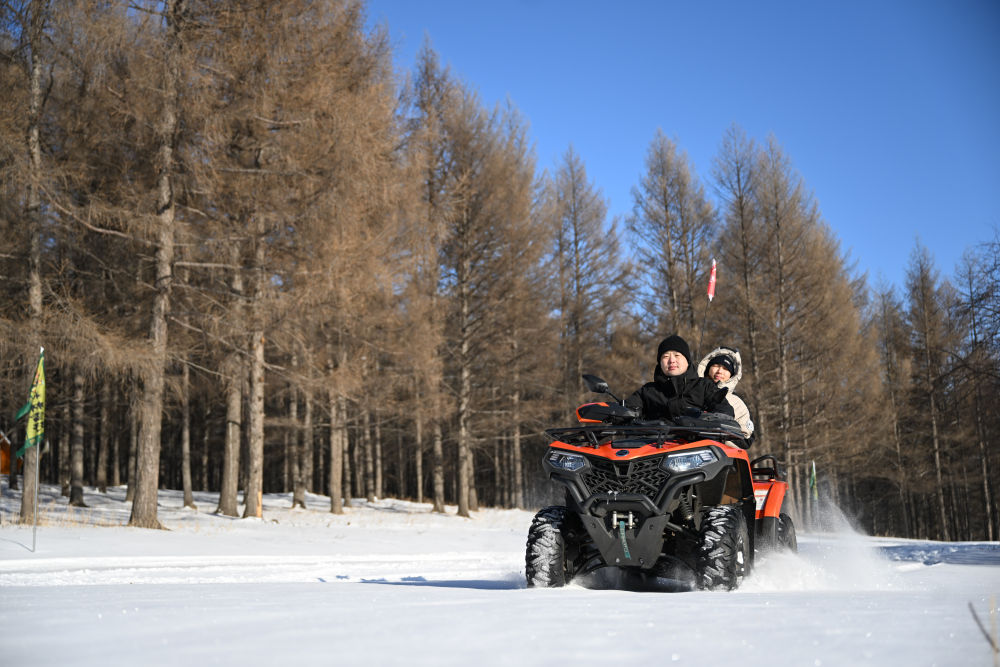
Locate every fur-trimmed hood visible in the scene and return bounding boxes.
[697,346,743,393]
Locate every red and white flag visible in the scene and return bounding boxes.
[707,258,717,302]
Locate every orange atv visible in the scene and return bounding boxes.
[525,375,796,590]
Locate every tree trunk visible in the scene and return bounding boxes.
[69,372,86,507]
[965,274,994,540]
[110,389,121,488]
[927,390,949,540]
[328,392,345,514]
[503,434,513,508]
[374,408,383,498]
[287,382,298,502]
[302,394,314,494]
[342,423,353,505]
[919,296,950,541]
[129,0,182,530]
[396,429,406,500]
[284,385,294,494]
[9,431,19,492]
[59,401,70,496]
[130,364,168,528]
[887,377,911,536]
[125,407,137,502]
[304,386,314,499]
[975,405,993,540]
[200,406,210,492]
[352,425,363,498]
[19,0,47,525]
[432,422,445,513]
[291,384,305,509]
[457,262,472,517]
[362,409,375,502]
[242,329,265,518]
[512,388,524,509]
[774,211,795,523]
[724,132,766,442]
[216,354,242,516]
[314,423,324,496]
[96,383,110,493]
[414,412,423,504]
[468,451,479,512]
[180,361,195,509]
[492,439,501,508]
[84,416,95,489]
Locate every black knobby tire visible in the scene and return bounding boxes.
[755,516,779,554]
[778,512,798,552]
[525,506,572,588]
[696,505,750,591]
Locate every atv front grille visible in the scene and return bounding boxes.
[582,455,669,497]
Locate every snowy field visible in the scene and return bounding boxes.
[2,479,999,667]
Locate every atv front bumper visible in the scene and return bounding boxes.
[544,445,735,571]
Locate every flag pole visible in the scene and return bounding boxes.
[33,346,42,551]
[32,442,39,552]
[0,429,8,527]
[16,346,45,552]
[699,259,717,354]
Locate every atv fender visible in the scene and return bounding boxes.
[752,479,789,552]
[753,478,788,520]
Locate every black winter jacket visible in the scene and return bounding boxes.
[624,365,734,422]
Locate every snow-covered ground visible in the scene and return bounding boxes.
[2,479,998,666]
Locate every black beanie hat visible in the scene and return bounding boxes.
[656,335,692,366]
[705,354,736,377]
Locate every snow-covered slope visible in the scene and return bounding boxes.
[2,481,998,666]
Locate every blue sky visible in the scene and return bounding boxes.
[365,1,1000,291]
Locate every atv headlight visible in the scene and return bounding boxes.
[663,449,718,473]
[548,450,587,471]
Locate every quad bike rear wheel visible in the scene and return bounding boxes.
[696,505,750,591]
[525,506,571,588]
[778,512,798,552]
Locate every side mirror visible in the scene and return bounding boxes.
[581,374,609,394]
[581,374,619,402]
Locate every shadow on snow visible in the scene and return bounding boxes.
[876,541,1000,566]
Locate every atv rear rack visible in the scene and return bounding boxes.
[545,423,747,449]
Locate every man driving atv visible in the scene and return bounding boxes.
[624,334,734,421]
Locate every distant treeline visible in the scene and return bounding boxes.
[1,0,997,540]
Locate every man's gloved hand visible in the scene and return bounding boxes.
[710,386,730,408]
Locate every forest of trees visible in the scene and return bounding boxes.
[1,0,997,541]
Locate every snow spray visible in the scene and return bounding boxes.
[743,498,902,593]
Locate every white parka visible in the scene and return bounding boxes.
[697,346,755,444]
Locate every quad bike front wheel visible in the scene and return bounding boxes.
[696,505,750,591]
[525,506,571,588]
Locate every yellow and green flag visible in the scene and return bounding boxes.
[15,348,45,457]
